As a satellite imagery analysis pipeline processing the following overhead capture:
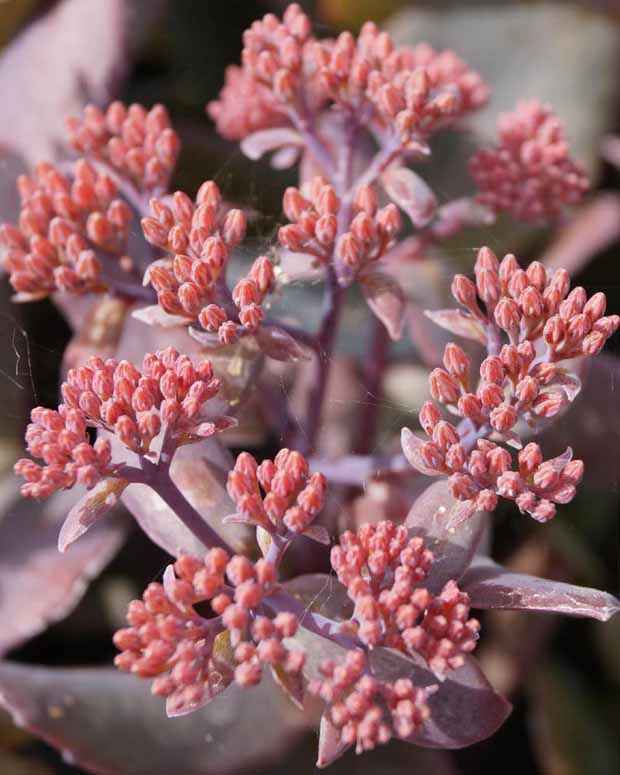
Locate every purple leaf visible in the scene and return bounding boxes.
[401,427,444,476]
[0,0,128,165]
[0,663,306,775]
[381,165,437,227]
[296,628,510,753]
[406,479,488,593]
[58,478,128,552]
[283,573,353,622]
[542,193,620,276]
[316,713,349,768]
[131,305,192,328]
[271,664,305,711]
[461,557,620,621]
[270,145,302,170]
[240,128,303,161]
[408,301,450,367]
[539,355,620,490]
[0,482,127,656]
[424,309,487,346]
[359,270,407,341]
[256,325,312,362]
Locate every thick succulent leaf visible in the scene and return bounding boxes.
[359,270,406,341]
[0,0,127,164]
[240,128,303,161]
[131,305,192,327]
[294,628,511,753]
[271,664,305,711]
[58,478,128,552]
[542,193,620,276]
[316,713,350,768]
[424,309,486,346]
[461,556,620,621]
[256,325,312,362]
[120,438,247,558]
[405,479,488,593]
[283,573,353,622]
[0,663,306,775]
[166,630,234,718]
[539,355,620,490]
[381,165,437,227]
[0,481,127,656]
[401,427,444,476]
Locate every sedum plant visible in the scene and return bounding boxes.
[0,4,618,771]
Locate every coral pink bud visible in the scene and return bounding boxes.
[419,401,441,435]
[141,217,169,247]
[479,357,505,384]
[451,275,478,310]
[198,304,227,332]
[458,393,483,420]
[494,298,520,331]
[515,376,539,403]
[442,343,470,380]
[376,204,401,236]
[354,185,378,216]
[337,232,363,269]
[222,209,247,246]
[489,404,517,432]
[517,444,543,475]
[249,256,275,294]
[520,286,544,318]
[429,369,460,404]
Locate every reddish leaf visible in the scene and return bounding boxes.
[0,0,128,164]
[542,193,620,276]
[424,309,486,346]
[296,628,510,754]
[316,713,349,768]
[58,477,128,552]
[540,355,620,490]
[405,479,488,593]
[256,325,312,362]
[131,305,192,328]
[461,557,620,621]
[401,427,444,477]
[0,481,127,656]
[381,165,437,227]
[240,128,303,161]
[0,663,306,775]
[359,270,407,341]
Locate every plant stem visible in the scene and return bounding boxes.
[264,590,360,651]
[122,460,233,553]
[298,266,345,455]
[354,316,390,455]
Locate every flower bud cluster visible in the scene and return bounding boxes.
[470,100,589,222]
[415,360,586,522]
[451,247,619,359]
[314,25,488,146]
[142,181,276,343]
[114,548,304,711]
[226,448,327,536]
[207,64,286,141]
[15,348,224,498]
[0,160,132,298]
[330,521,479,676]
[309,648,436,754]
[278,177,401,274]
[66,101,180,193]
[15,407,113,499]
[209,6,487,152]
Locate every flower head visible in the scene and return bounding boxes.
[66,101,180,193]
[0,160,133,299]
[470,100,589,222]
[114,548,304,714]
[331,521,480,675]
[15,348,225,498]
[309,648,436,753]
[142,180,277,344]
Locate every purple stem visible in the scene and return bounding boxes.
[120,459,233,553]
[297,266,345,455]
[264,590,360,651]
[354,315,390,455]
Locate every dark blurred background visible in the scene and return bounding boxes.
[0,1,618,774]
